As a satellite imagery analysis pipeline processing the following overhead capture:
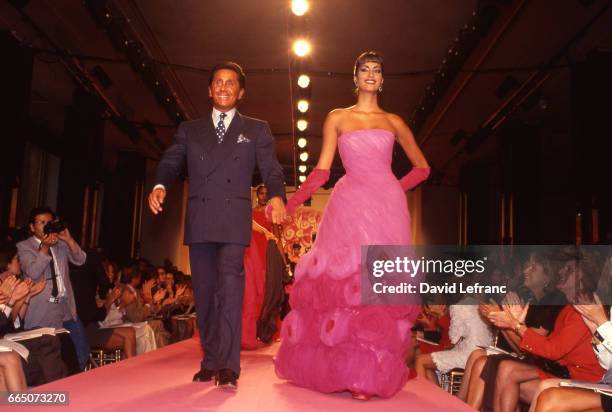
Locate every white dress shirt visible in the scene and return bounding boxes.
[212,107,236,131]
[33,237,66,298]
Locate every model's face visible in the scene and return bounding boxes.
[30,212,54,240]
[208,69,244,111]
[355,62,383,93]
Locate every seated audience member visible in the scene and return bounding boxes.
[461,251,566,408]
[415,295,494,384]
[16,207,90,370]
[407,304,451,369]
[534,302,611,412]
[0,243,68,385]
[487,249,605,412]
[71,251,137,360]
[120,265,167,348]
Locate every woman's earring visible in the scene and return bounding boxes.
[378,85,383,92]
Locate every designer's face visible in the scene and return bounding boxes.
[208,69,244,111]
[355,61,383,93]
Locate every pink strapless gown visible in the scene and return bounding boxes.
[274,129,420,398]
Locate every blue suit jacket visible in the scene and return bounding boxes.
[154,111,286,245]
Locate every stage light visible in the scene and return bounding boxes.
[298,165,307,173]
[297,74,310,88]
[293,39,311,57]
[297,137,307,148]
[298,175,306,183]
[291,0,309,16]
[297,119,308,131]
[300,151,309,161]
[297,99,309,113]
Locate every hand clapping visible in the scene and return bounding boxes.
[574,293,607,333]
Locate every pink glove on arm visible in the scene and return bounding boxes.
[286,168,330,215]
[399,167,430,191]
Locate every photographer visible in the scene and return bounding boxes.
[16,207,89,370]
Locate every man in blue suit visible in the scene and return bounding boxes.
[148,62,286,389]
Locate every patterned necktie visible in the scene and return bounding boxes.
[216,112,227,144]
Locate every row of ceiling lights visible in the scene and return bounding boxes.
[291,0,311,184]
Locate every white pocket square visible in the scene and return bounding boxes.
[237,134,251,144]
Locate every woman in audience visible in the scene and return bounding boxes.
[0,245,27,391]
[415,294,494,384]
[533,300,611,412]
[461,251,566,409]
[87,282,137,358]
[1,243,67,386]
[407,303,451,371]
[487,249,604,412]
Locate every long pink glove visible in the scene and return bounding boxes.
[399,167,430,191]
[286,168,330,215]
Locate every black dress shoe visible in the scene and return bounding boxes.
[215,368,238,389]
[193,368,216,382]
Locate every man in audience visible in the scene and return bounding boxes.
[17,206,90,370]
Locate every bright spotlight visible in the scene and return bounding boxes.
[299,151,309,162]
[291,0,309,16]
[298,165,307,173]
[297,74,310,88]
[297,137,307,148]
[296,119,308,131]
[297,99,309,113]
[293,39,311,57]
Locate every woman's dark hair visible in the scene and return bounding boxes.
[209,61,246,89]
[353,51,384,77]
[576,249,604,296]
[0,242,17,271]
[120,265,142,284]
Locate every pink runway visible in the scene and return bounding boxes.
[15,337,474,412]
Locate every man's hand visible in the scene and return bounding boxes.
[574,294,607,330]
[40,233,59,251]
[267,196,286,224]
[148,188,166,215]
[56,228,74,244]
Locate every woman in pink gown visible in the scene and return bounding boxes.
[242,185,275,349]
[273,51,431,399]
